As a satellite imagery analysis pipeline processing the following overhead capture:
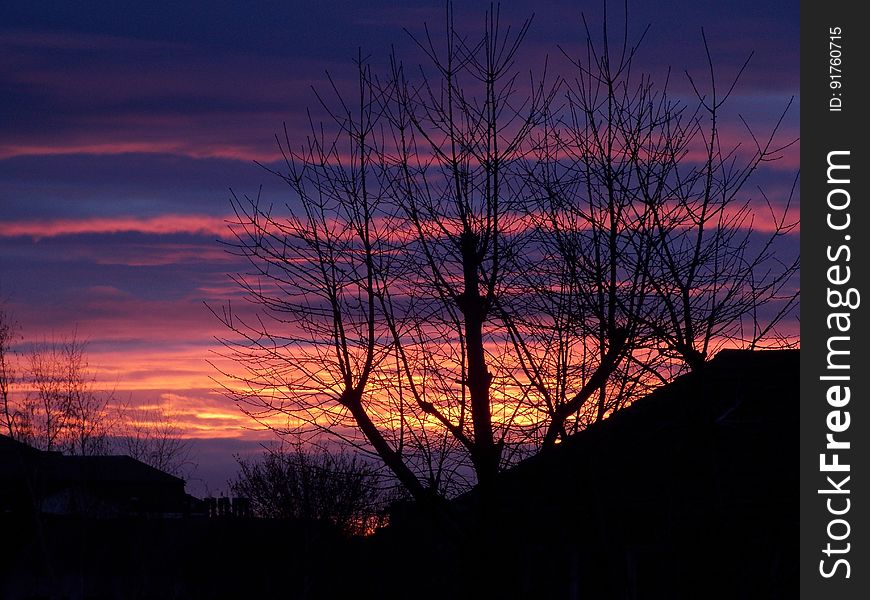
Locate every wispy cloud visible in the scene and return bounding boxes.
[0,214,232,239]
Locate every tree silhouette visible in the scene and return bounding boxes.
[231,444,387,536]
[118,397,194,479]
[8,333,115,455]
[1,314,193,475]
[214,8,798,502]
[0,304,21,438]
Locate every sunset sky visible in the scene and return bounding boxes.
[0,0,799,495]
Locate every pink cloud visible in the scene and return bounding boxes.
[0,140,285,162]
[0,214,233,239]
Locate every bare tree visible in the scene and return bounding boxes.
[20,333,114,455]
[214,7,798,501]
[638,32,799,370]
[231,444,388,535]
[118,397,194,479]
[1,323,116,455]
[1,315,196,475]
[0,304,21,438]
[215,8,549,499]
[504,14,666,447]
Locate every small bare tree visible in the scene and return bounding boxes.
[118,397,194,479]
[1,315,196,474]
[0,304,21,438]
[231,444,387,536]
[20,333,114,455]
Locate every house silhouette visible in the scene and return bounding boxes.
[0,434,195,518]
[1,436,345,599]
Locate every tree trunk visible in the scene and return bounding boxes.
[457,230,499,485]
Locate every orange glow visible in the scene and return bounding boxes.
[3,342,799,452]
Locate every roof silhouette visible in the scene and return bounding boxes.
[379,349,799,599]
[40,454,183,486]
[0,434,190,519]
[492,348,798,490]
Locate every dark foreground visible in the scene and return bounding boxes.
[2,350,797,599]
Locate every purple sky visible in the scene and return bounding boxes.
[0,0,799,496]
